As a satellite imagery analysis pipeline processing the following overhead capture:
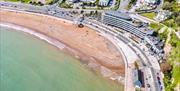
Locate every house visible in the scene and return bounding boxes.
[155,10,171,22]
[80,0,96,3]
[143,0,159,5]
[66,0,77,4]
[98,0,110,6]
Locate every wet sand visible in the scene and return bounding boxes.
[0,9,125,81]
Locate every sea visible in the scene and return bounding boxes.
[0,26,123,91]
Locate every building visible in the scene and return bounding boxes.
[98,0,110,6]
[67,0,96,4]
[155,10,171,22]
[143,0,159,5]
[66,0,77,4]
[132,69,144,89]
[145,29,154,35]
[102,11,164,58]
[80,0,96,3]
[144,36,164,57]
[102,11,146,39]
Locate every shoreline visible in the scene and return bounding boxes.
[0,22,125,84]
[0,23,66,50]
[0,8,125,84]
[0,22,87,64]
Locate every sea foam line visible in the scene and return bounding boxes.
[0,22,65,49]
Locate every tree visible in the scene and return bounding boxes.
[164,0,176,2]
[172,12,179,17]
[78,24,84,28]
[164,19,174,27]
[95,10,98,15]
[29,1,32,4]
[80,10,84,14]
[162,2,172,10]
[134,61,139,69]
[175,16,180,26]
[160,61,172,73]
[89,11,94,16]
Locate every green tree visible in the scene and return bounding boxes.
[164,0,176,2]
[175,16,180,26]
[134,61,139,69]
[162,2,172,10]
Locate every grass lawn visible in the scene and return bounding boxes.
[149,23,164,31]
[172,65,180,85]
[140,12,156,19]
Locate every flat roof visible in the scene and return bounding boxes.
[99,0,110,3]
[104,11,132,20]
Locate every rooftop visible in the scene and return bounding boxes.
[146,29,154,35]
[144,0,159,4]
[99,0,110,3]
[104,11,132,21]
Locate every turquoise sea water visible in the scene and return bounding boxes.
[0,27,123,91]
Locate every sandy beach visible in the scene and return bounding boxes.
[0,9,125,81]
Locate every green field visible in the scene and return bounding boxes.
[149,23,164,31]
[140,12,156,19]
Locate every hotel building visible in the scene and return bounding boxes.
[102,11,146,39]
[102,11,164,57]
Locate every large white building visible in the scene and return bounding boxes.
[102,11,164,55]
[102,11,145,38]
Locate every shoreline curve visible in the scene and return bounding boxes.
[0,8,125,84]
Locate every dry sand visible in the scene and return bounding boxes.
[0,9,125,78]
